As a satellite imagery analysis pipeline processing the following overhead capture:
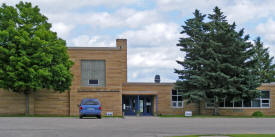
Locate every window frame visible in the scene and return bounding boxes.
[80,60,106,87]
[171,89,184,108]
[205,90,271,109]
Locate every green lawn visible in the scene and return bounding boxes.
[160,115,275,118]
[0,114,124,118]
[0,114,77,117]
[174,134,275,137]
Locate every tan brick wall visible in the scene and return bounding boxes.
[0,89,69,115]
[0,89,25,114]
[33,90,69,116]
[67,39,127,116]
[122,83,200,115]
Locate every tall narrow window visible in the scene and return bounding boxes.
[171,89,184,108]
[81,60,106,87]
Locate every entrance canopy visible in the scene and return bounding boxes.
[122,91,157,95]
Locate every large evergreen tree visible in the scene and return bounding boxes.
[0,2,73,115]
[175,7,261,115]
[253,37,275,83]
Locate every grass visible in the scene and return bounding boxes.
[230,135,275,137]
[0,114,123,118]
[1,114,275,118]
[103,116,124,118]
[159,115,275,118]
[174,134,275,137]
[0,114,77,117]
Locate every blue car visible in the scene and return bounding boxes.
[79,98,101,119]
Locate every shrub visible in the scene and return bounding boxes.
[252,111,264,117]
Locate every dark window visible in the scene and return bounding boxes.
[172,90,177,95]
[262,100,269,103]
[225,100,233,107]
[171,89,184,108]
[89,80,98,85]
[219,101,224,107]
[178,96,183,101]
[172,96,177,101]
[234,101,242,107]
[243,99,251,107]
[252,100,260,107]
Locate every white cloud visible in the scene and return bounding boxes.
[155,0,275,24]
[224,0,275,24]
[46,12,122,29]
[0,0,139,13]
[121,22,183,82]
[265,44,275,59]
[256,18,275,43]
[51,22,74,39]
[45,8,162,30]
[123,9,162,28]
[155,0,224,16]
[128,48,179,68]
[121,22,182,69]
[120,23,181,46]
[70,35,115,47]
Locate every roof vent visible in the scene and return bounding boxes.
[154,75,160,83]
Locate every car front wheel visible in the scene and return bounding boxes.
[97,115,101,119]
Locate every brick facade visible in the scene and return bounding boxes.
[0,39,275,116]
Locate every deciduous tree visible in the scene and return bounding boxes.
[0,2,73,115]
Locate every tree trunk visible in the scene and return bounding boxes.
[213,101,220,116]
[197,101,201,115]
[25,93,30,116]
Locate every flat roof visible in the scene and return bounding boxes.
[125,82,174,86]
[67,47,120,51]
[262,82,275,86]
[123,91,158,95]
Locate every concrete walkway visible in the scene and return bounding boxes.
[0,117,275,137]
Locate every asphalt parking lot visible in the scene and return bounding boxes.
[0,117,275,137]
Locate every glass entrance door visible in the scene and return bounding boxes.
[123,95,153,116]
[123,96,137,115]
[141,96,153,116]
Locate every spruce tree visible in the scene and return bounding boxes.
[175,7,261,115]
[253,37,275,83]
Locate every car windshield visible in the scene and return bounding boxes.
[83,100,98,105]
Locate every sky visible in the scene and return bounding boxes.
[1,0,275,83]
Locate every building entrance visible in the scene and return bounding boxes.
[122,95,153,116]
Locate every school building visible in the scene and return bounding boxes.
[0,39,274,116]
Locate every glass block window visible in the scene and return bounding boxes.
[171,89,184,108]
[81,60,105,87]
